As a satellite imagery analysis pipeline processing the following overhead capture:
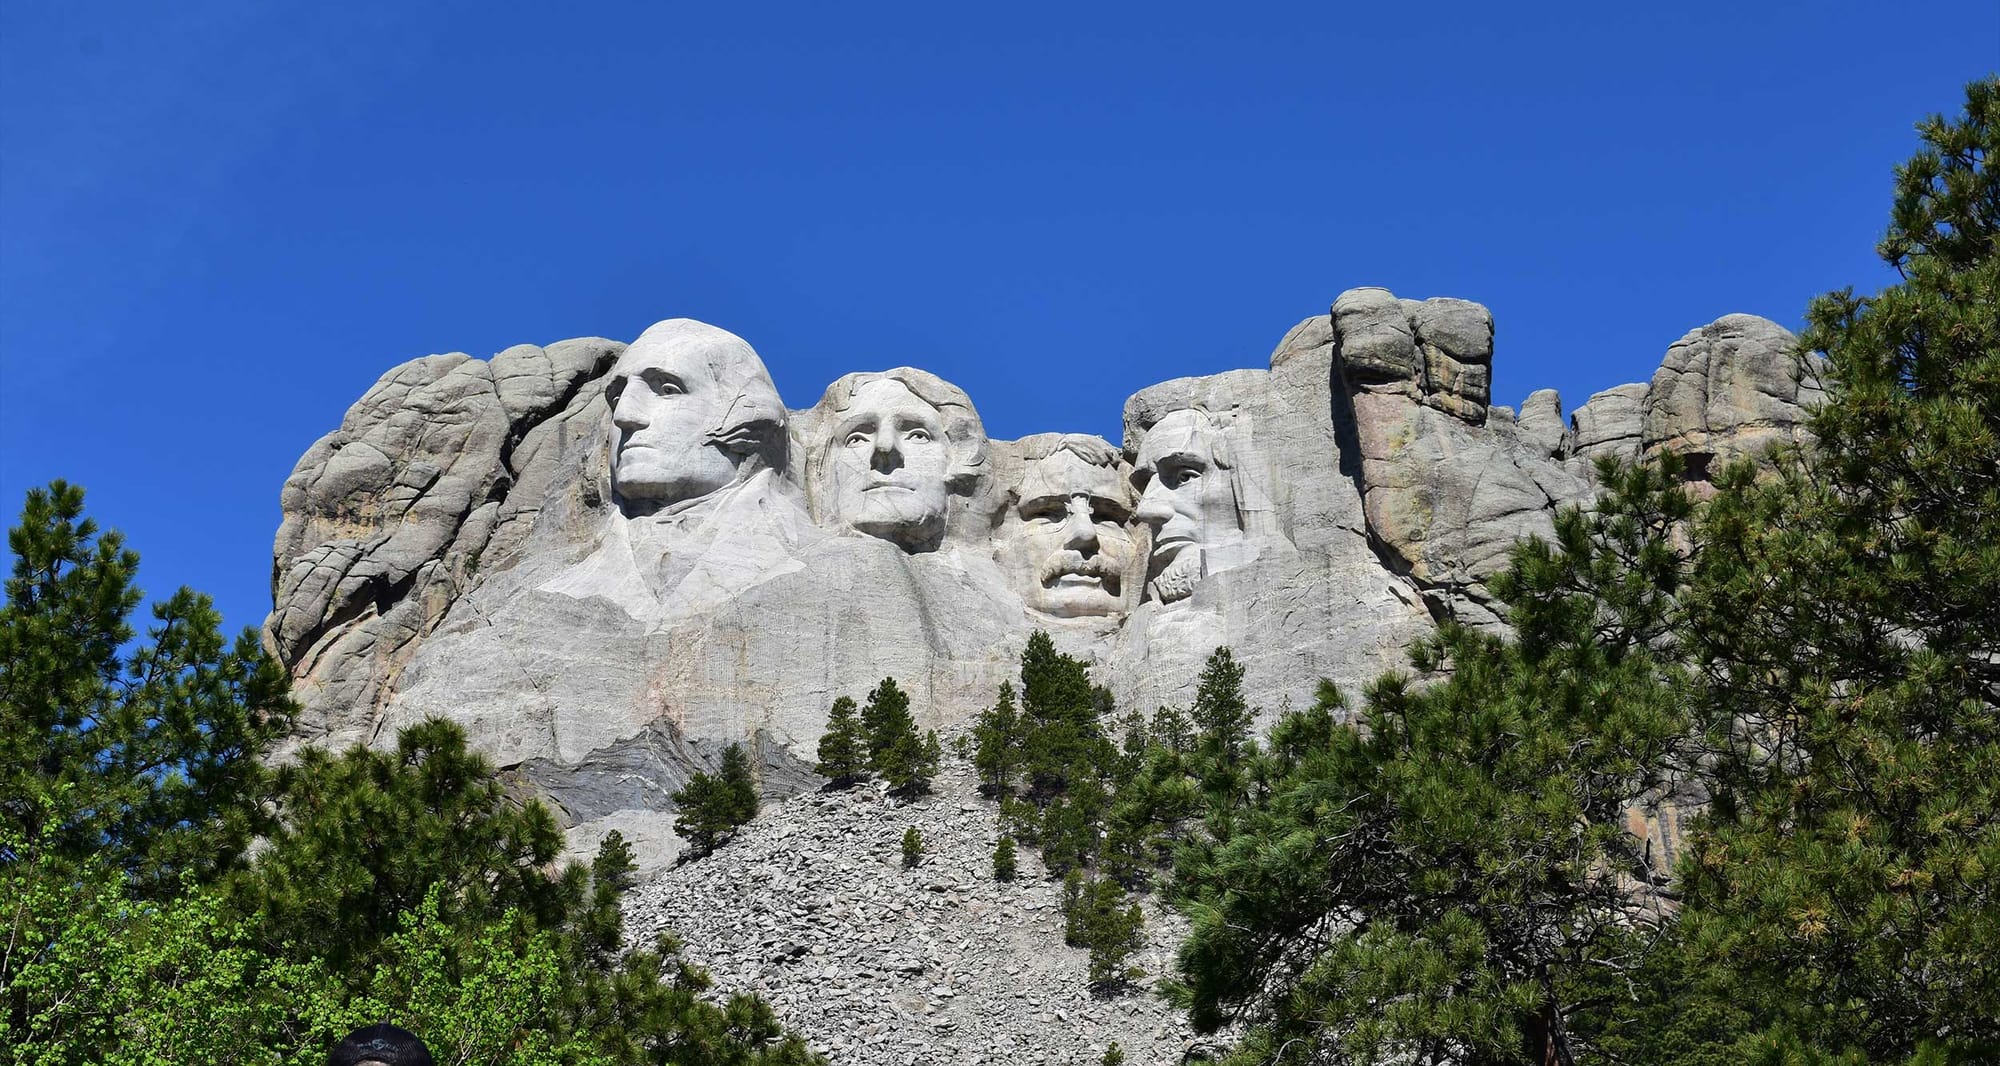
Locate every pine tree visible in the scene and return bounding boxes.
[861,676,914,762]
[718,741,760,825]
[814,695,868,786]
[901,826,923,868]
[671,768,738,858]
[1061,873,1145,990]
[1017,630,1108,797]
[993,834,1018,882]
[865,678,940,795]
[1171,460,1695,1065]
[0,481,294,898]
[1149,704,1191,756]
[1190,645,1251,768]
[972,681,1024,795]
[1651,78,2000,1062]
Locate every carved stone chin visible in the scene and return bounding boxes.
[1148,545,1203,604]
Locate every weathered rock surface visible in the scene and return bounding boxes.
[626,749,1221,1065]
[1641,313,1825,470]
[266,290,1815,864]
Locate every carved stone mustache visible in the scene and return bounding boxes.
[1039,550,1118,585]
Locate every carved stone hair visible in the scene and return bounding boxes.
[1020,432,1123,470]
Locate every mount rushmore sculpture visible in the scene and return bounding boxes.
[266,287,1820,862]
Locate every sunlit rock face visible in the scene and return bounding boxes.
[267,294,1814,865]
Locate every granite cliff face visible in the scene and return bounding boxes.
[266,289,1819,864]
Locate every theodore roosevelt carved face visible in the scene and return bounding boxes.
[605,319,786,518]
[814,368,987,553]
[999,435,1141,618]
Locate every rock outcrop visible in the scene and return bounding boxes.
[267,289,1818,863]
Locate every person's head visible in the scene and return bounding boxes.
[605,319,787,516]
[812,367,987,552]
[1131,408,1247,603]
[329,1023,434,1066]
[999,434,1140,618]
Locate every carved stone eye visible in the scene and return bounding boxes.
[640,371,686,397]
[845,431,873,448]
[905,428,933,443]
[1166,461,1204,488]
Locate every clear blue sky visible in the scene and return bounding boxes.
[3,1,1994,637]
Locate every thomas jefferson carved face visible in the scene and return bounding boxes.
[1000,437,1140,618]
[1132,409,1243,603]
[827,378,954,549]
[605,320,784,517]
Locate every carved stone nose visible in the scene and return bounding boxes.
[1063,505,1098,552]
[870,428,902,471]
[612,393,648,431]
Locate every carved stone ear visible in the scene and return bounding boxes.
[708,393,787,457]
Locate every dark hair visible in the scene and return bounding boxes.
[329,1023,435,1066]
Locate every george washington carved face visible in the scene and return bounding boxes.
[605,319,785,517]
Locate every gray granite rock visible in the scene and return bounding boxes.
[1642,314,1818,468]
[1331,287,1421,385]
[1568,382,1649,465]
[1517,389,1566,457]
[265,302,1819,868]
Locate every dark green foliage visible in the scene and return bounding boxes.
[1017,631,1112,797]
[1149,704,1191,756]
[1062,871,1146,989]
[1189,646,1251,768]
[971,681,1024,795]
[244,726,817,1064]
[1171,459,1695,1065]
[0,480,293,897]
[671,743,758,859]
[862,677,939,794]
[813,696,868,786]
[239,717,577,980]
[719,742,760,824]
[993,834,1017,881]
[1101,1042,1124,1066]
[1,484,823,1063]
[1164,81,2000,1066]
[901,826,923,868]
[1653,78,2000,1062]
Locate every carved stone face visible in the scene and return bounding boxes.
[827,378,952,548]
[1001,443,1140,618]
[605,321,782,516]
[1133,409,1242,603]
